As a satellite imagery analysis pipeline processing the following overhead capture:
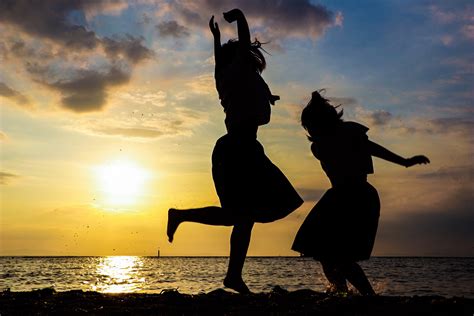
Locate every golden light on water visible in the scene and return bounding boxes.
[95,160,150,208]
[93,256,145,293]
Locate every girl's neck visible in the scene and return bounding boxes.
[226,124,258,139]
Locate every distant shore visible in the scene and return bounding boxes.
[1,288,473,315]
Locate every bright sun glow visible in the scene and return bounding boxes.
[95,160,150,207]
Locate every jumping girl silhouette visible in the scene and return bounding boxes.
[167,9,303,294]
[292,90,429,295]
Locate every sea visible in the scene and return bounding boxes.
[1,257,473,297]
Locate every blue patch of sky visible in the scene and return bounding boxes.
[80,4,158,46]
[297,0,473,116]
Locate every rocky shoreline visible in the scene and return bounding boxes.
[1,287,473,315]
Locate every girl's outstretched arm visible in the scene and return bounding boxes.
[209,16,221,67]
[369,140,430,167]
[223,8,251,47]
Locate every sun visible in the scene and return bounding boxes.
[95,159,150,207]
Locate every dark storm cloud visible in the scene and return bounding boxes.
[0,0,153,112]
[102,35,154,64]
[169,0,339,40]
[0,0,153,62]
[156,21,190,38]
[0,171,19,185]
[0,0,99,50]
[0,82,30,108]
[377,188,474,256]
[46,67,131,113]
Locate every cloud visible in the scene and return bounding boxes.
[355,107,474,142]
[406,117,474,140]
[102,35,154,64]
[0,131,7,141]
[354,108,394,127]
[0,1,99,50]
[428,4,474,42]
[0,171,19,185]
[44,67,131,113]
[429,5,457,24]
[94,127,165,138]
[185,74,215,95]
[165,0,340,41]
[369,110,393,126]
[328,96,358,107]
[0,1,150,56]
[461,24,474,40]
[0,82,31,109]
[377,188,474,256]
[0,0,153,112]
[156,20,190,38]
[417,165,474,182]
[119,90,167,107]
[68,104,209,140]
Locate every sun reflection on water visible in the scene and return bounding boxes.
[93,256,145,293]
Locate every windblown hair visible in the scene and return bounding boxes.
[221,39,267,73]
[301,90,344,141]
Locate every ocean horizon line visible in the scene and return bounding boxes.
[1,255,473,258]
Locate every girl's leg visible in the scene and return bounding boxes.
[320,260,348,293]
[339,261,376,296]
[224,221,254,294]
[167,207,234,242]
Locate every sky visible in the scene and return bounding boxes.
[0,0,473,257]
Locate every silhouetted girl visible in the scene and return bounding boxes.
[167,9,303,294]
[292,91,429,295]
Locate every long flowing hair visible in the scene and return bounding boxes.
[221,39,267,73]
[301,90,343,141]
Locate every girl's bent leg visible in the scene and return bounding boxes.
[167,206,234,242]
[320,261,348,294]
[224,221,254,294]
[340,261,376,296]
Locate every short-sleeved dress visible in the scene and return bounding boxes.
[292,122,380,261]
[211,51,303,223]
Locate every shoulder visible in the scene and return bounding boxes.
[341,121,369,135]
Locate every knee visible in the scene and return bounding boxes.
[234,221,254,231]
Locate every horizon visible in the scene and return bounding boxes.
[1,255,474,258]
[1,0,473,257]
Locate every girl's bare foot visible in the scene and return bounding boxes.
[223,276,251,294]
[167,208,180,243]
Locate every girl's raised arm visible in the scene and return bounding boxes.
[223,9,251,47]
[369,140,430,168]
[209,16,221,67]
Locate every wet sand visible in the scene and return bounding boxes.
[1,287,473,315]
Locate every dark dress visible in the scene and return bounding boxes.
[211,49,303,223]
[292,122,380,261]
[212,133,303,223]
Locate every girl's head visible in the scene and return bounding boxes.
[301,90,343,141]
[221,39,266,73]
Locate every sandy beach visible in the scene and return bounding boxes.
[1,287,473,315]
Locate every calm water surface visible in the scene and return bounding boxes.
[1,257,473,297]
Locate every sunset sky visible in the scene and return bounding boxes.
[1,0,473,257]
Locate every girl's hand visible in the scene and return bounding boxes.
[405,155,430,167]
[209,16,220,38]
[223,8,243,23]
